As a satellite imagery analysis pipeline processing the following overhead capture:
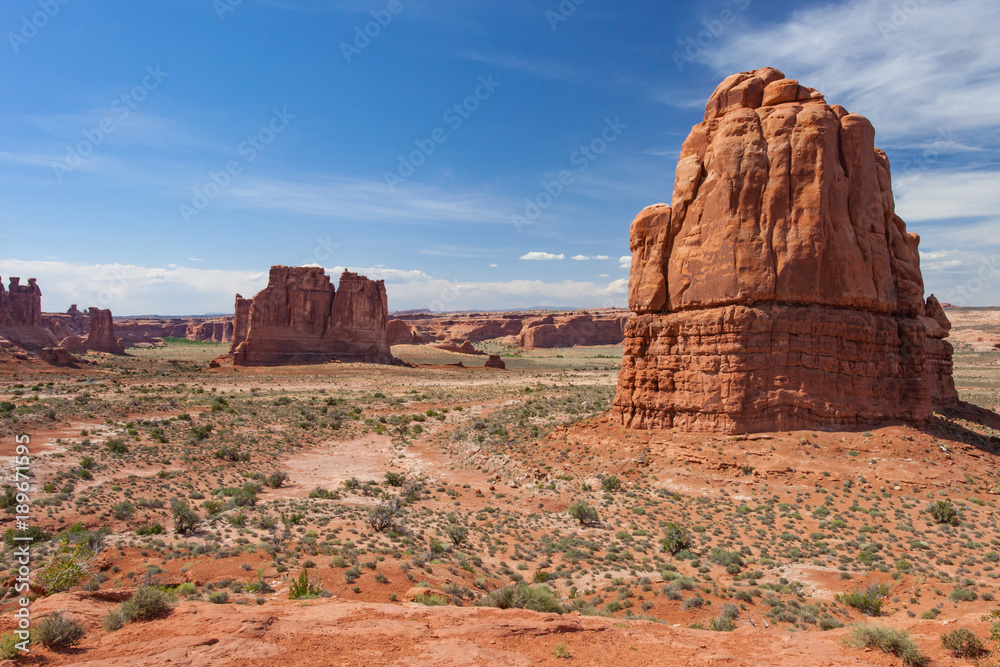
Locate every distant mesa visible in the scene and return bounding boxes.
[223,265,397,366]
[613,67,958,433]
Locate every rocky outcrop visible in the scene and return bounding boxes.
[229,266,395,366]
[41,346,72,366]
[396,309,629,348]
[613,68,957,433]
[387,319,423,346]
[518,313,629,348]
[61,308,125,354]
[484,355,506,370]
[0,276,58,347]
[434,340,485,355]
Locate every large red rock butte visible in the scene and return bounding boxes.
[0,276,58,347]
[613,68,958,433]
[228,266,396,366]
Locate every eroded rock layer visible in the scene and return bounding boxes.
[230,266,395,366]
[613,68,957,433]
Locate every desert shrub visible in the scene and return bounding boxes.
[208,591,229,604]
[841,582,889,616]
[940,628,987,658]
[105,438,128,454]
[264,471,288,488]
[919,608,939,620]
[0,632,27,659]
[111,501,133,520]
[844,624,924,665]
[32,612,85,650]
[136,523,164,536]
[681,596,704,610]
[385,471,405,487]
[36,539,99,594]
[171,500,201,535]
[568,501,600,525]
[448,525,469,547]
[415,593,449,606]
[289,570,322,600]
[709,547,743,573]
[191,423,214,441]
[708,615,735,632]
[600,475,622,492]
[478,584,564,614]
[366,500,398,533]
[948,588,977,602]
[104,585,174,630]
[927,500,959,525]
[819,615,844,631]
[662,522,691,556]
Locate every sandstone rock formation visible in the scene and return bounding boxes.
[396,309,628,349]
[229,266,395,366]
[613,68,957,433]
[484,354,506,370]
[0,276,58,347]
[61,308,125,354]
[387,318,423,346]
[41,346,72,366]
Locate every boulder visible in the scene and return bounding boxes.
[484,355,506,370]
[613,68,957,433]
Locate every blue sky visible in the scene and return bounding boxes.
[1,0,998,315]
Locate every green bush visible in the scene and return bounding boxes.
[385,471,405,487]
[601,475,622,492]
[948,588,977,602]
[289,570,322,600]
[841,582,889,616]
[136,523,164,536]
[208,591,229,604]
[35,539,98,594]
[0,632,27,659]
[33,612,85,650]
[568,501,600,525]
[927,500,959,525]
[940,628,987,658]
[104,585,174,631]
[478,584,564,614]
[661,522,691,556]
[366,501,398,533]
[105,438,128,454]
[415,593,449,606]
[171,500,201,535]
[844,624,924,666]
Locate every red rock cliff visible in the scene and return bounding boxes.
[613,68,957,433]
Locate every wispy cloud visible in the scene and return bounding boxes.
[701,0,1000,142]
[520,251,565,261]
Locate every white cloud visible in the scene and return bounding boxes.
[520,252,565,261]
[187,257,204,262]
[0,259,629,315]
[594,255,609,260]
[489,263,498,268]
[619,255,631,269]
[895,171,1000,222]
[571,255,590,261]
